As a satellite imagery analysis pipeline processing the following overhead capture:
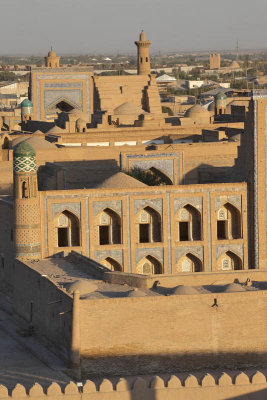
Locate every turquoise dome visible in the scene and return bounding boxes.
[21,99,33,108]
[14,141,36,157]
[215,92,227,100]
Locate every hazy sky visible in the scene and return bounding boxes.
[1,0,267,55]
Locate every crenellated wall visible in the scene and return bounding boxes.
[1,371,267,399]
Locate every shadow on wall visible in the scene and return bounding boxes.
[38,159,120,190]
[229,388,267,399]
[184,163,235,184]
[81,352,267,378]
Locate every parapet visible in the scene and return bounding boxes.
[1,371,267,399]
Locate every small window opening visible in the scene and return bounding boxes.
[217,220,227,240]
[58,227,69,247]
[139,224,150,243]
[99,226,110,245]
[179,222,189,241]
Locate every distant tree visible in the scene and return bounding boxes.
[125,167,172,186]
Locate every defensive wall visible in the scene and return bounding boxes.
[13,260,73,362]
[79,287,267,375]
[1,372,267,399]
[12,254,267,376]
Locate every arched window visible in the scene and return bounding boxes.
[98,208,121,245]
[146,57,148,62]
[177,253,202,273]
[22,181,28,199]
[137,255,162,275]
[177,204,201,241]
[217,203,241,240]
[138,206,161,243]
[218,251,242,271]
[102,257,122,271]
[56,211,80,247]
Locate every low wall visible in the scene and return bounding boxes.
[13,260,73,361]
[1,371,267,399]
[70,251,267,289]
[79,289,267,376]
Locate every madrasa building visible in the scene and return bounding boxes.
[0,31,261,282]
[2,31,267,388]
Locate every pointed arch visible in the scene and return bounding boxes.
[146,167,173,185]
[218,251,242,271]
[137,206,162,243]
[137,255,162,275]
[177,204,201,241]
[55,210,80,247]
[98,208,121,245]
[177,253,203,273]
[102,257,122,272]
[217,202,241,240]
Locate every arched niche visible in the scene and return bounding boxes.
[101,257,122,272]
[137,206,162,243]
[177,204,201,241]
[146,167,173,185]
[217,203,241,240]
[217,251,242,271]
[177,253,202,273]
[98,208,121,245]
[136,255,162,275]
[55,210,80,247]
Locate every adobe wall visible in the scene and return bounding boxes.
[0,200,14,290]
[13,260,73,361]
[79,290,267,376]
[1,372,267,400]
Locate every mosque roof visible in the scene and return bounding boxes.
[184,104,210,118]
[21,99,33,108]
[48,50,57,58]
[95,172,147,189]
[114,102,144,115]
[14,141,35,157]
[171,285,199,295]
[46,125,65,134]
[12,135,56,150]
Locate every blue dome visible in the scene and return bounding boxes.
[21,99,33,108]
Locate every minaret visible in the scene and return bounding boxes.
[13,142,41,259]
[21,99,33,129]
[45,48,60,68]
[135,30,151,75]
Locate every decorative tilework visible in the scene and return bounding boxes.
[175,246,204,261]
[126,153,180,184]
[216,244,243,260]
[134,198,162,215]
[14,156,36,172]
[135,247,163,264]
[130,159,174,182]
[174,197,203,214]
[215,195,241,211]
[94,250,123,265]
[51,202,81,219]
[93,201,122,217]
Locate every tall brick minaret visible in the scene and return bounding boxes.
[13,141,41,259]
[135,30,151,75]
